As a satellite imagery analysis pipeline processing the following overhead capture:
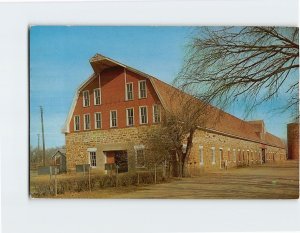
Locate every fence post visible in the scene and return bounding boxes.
[88,166,91,192]
[116,165,119,187]
[154,164,157,184]
[54,167,57,196]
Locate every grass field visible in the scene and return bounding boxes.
[30,160,299,199]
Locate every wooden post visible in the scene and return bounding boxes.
[54,167,57,196]
[116,165,119,187]
[137,172,139,185]
[162,161,166,178]
[154,164,157,184]
[88,166,91,192]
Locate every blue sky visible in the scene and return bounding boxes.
[30,26,293,148]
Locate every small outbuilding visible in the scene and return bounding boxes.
[52,149,67,173]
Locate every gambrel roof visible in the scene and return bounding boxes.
[63,53,285,149]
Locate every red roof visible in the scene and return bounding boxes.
[84,53,285,149]
[150,77,285,149]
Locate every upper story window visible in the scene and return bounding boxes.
[94,88,101,105]
[126,108,134,126]
[84,114,90,130]
[139,106,148,124]
[153,105,161,123]
[138,80,147,99]
[95,112,102,129]
[126,83,133,101]
[74,115,80,131]
[83,90,90,107]
[110,110,117,128]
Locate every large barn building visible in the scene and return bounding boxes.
[63,54,286,174]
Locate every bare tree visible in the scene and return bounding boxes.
[176,27,299,120]
[149,91,209,177]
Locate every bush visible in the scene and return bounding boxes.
[31,170,167,197]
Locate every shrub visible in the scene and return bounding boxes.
[31,170,168,197]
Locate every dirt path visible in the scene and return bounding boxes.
[57,160,299,199]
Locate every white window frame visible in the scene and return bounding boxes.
[211,147,216,165]
[110,110,118,128]
[126,108,134,126]
[227,148,231,161]
[83,90,90,107]
[199,145,204,166]
[219,148,223,169]
[134,145,145,168]
[74,115,80,131]
[125,82,134,101]
[89,151,97,167]
[139,106,148,124]
[152,104,161,123]
[83,114,90,130]
[94,112,102,129]
[233,149,236,162]
[93,88,101,105]
[138,80,147,99]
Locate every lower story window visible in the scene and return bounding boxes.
[199,146,204,165]
[211,147,216,164]
[90,151,96,167]
[134,145,145,168]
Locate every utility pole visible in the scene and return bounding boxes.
[37,133,40,151]
[40,106,46,167]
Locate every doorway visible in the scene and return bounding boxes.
[262,149,266,163]
[105,150,128,173]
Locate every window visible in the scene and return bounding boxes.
[84,114,90,130]
[219,148,224,168]
[227,148,231,161]
[94,88,101,105]
[153,105,161,123]
[89,151,97,167]
[83,90,90,107]
[138,80,147,98]
[211,147,216,164]
[139,106,148,124]
[199,146,204,165]
[74,115,80,131]
[233,149,236,162]
[134,145,145,168]
[95,112,102,129]
[126,108,134,126]
[110,110,117,128]
[126,83,133,100]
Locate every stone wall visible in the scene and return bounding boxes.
[65,125,286,174]
[187,130,286,175]
[65,125,160,172]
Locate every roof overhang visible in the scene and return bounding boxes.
[90,54,125,73]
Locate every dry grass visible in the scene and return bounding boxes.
[30,160,299,199]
